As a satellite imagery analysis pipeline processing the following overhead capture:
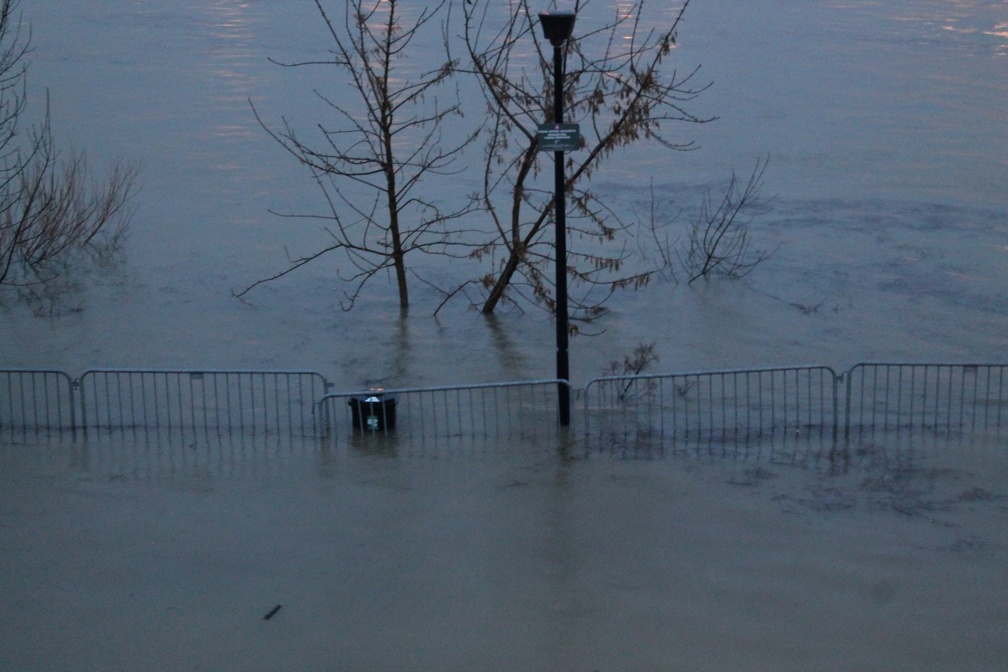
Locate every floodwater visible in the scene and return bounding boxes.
[3,431,1007,670]
[2,0,1008,669]
[2,0,1006,382]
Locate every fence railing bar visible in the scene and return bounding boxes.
[5,366,1006,446]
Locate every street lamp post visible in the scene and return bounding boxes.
[538,9,576,427]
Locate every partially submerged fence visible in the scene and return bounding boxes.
[1,369,76,431]
[3,364,1007,446]
[584,363,1008,447]
[78,369,330,436]
[1,368,330,437]
[317,380,569,447]
[0,368,568,445]
[845,363,1008,437]
[584,366,839,447]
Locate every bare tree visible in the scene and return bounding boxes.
[683,156,773,283]
[458,0,768,323]
[0,0,138,298]
[238,0,478,311]
[605,341,660,401]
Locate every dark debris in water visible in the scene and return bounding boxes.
[773,483,858,513]
[952,486,1005,503]
[726,466,778,487]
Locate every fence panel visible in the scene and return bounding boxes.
[0,370,76,431]
[584,366,840,449]
[317,380,569,448]
[845,363,1008,437]
[6,365,1008,445]
[77,370,329,436]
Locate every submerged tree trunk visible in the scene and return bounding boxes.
[389,209,409,308]
[480,144,543,314]
[383,85,409,309]
[481,248,522,314]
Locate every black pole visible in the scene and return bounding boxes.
[552,43,570,427]
[538,10,575,427]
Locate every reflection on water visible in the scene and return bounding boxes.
[830,0,1008,56]
[938,2,1008,55]
[31,417,1005,491]
[205,1,258,144]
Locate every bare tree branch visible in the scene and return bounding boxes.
[239,0,481,310]
[0,0,139,307]
[453,0,770,321]
[458,0,711,318]
[684,156,774,283]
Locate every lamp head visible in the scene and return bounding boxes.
[538,10,576,47]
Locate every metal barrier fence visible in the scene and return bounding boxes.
[316,380,569,446]
[0,370,76,431]
[76,370,330,436]
[583,366,840,448]
[845,363,1008,437]
[3,364,1008,445]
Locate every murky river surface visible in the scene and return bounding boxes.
[3,431,1007,670]
[2,0,1007,668]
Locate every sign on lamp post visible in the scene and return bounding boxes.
[537,9,578,427]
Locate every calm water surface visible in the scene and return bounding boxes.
[2,429,1007,670]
